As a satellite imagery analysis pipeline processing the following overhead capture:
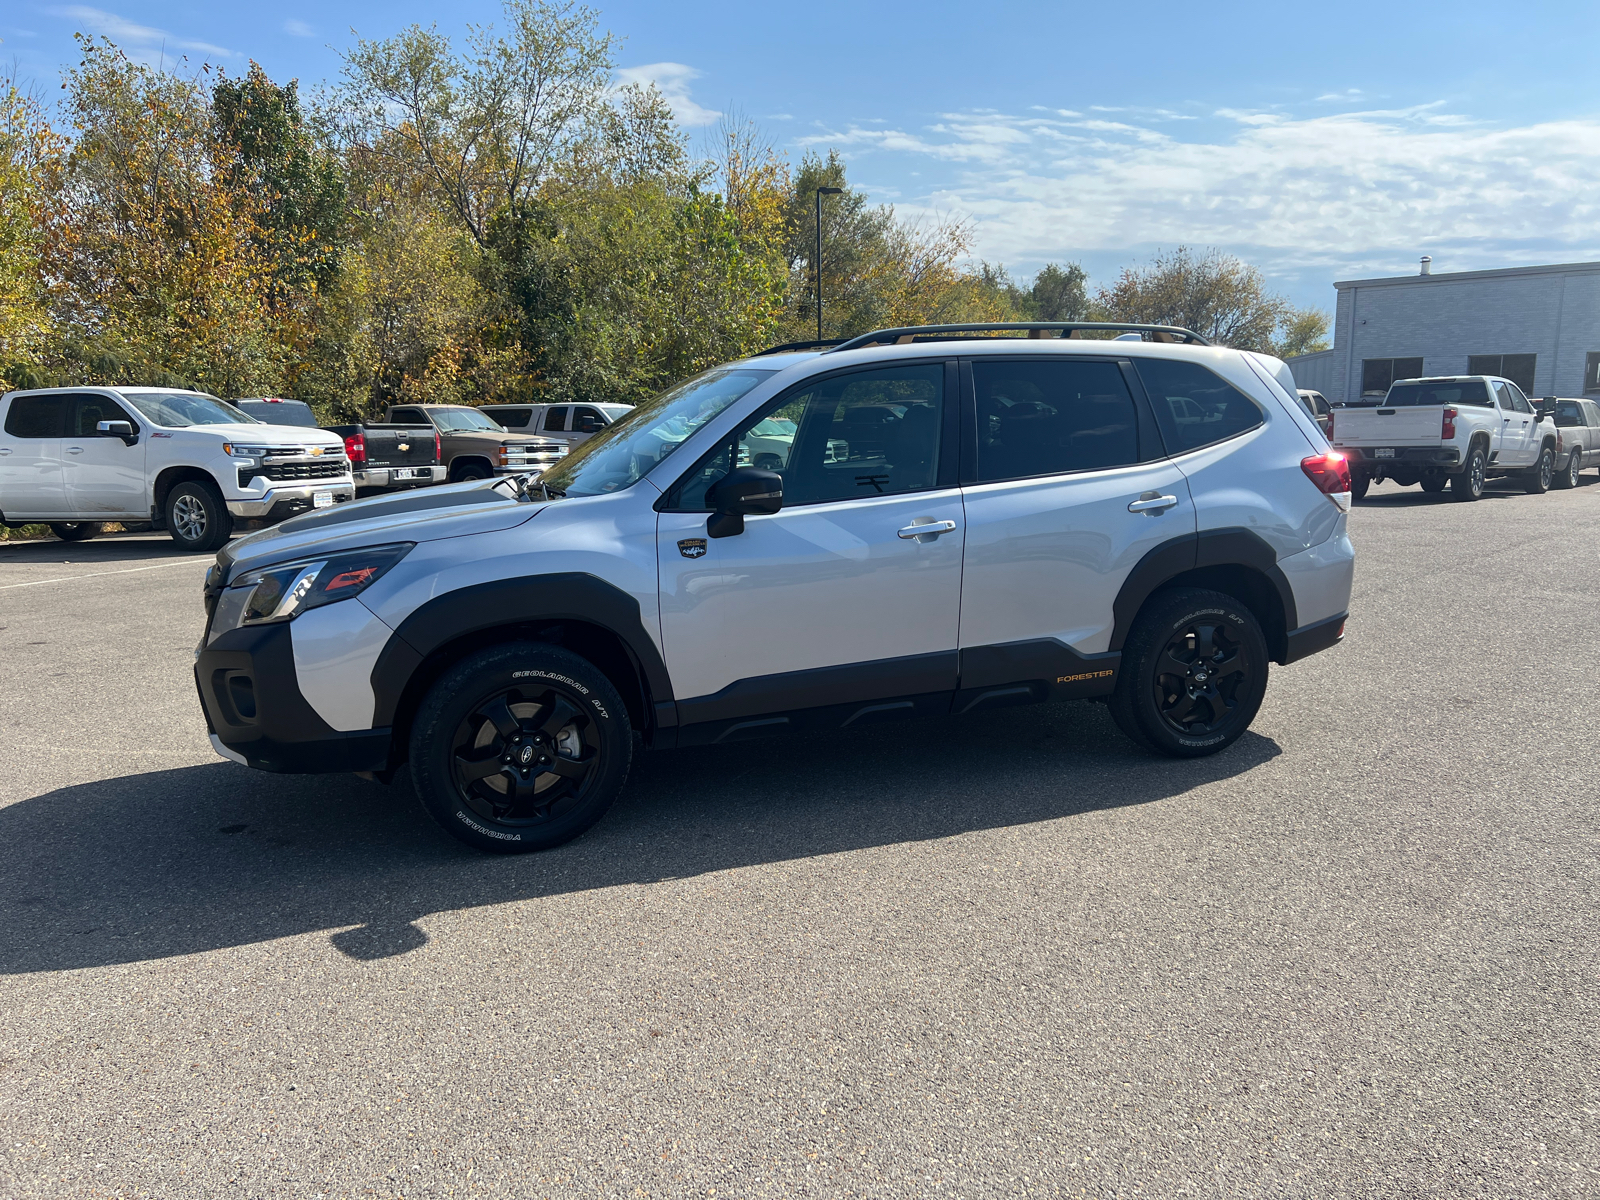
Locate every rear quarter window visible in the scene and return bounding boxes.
[1135,359,1264,454]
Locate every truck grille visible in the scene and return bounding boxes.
[239,460,348,486]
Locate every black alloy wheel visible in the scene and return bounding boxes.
[410,643,631,853]
[1556,449,1582,490]
[1109,588,1269,759]
[1525,447,1554,494]
[1451,447,1487,501]
[49,522,103,542]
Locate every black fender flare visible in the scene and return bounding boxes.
[368,572,675,732]
[1110,527,1298,655]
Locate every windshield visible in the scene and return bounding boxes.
[237,400,318,428]
[431,408,506,433]
[123,391,258,427]
[536,367,776,497]
[1383,381,1492,408]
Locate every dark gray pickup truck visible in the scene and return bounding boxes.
[323,422,446,493]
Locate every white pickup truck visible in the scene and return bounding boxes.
[0,386,354,551]
[1331,375,1558,501]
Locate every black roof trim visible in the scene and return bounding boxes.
[752,338,849,356]
[829,322,1210,351]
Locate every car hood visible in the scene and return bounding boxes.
[173,422,343,447]
[215,479,545,579]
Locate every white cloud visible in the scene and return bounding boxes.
[51,5,233,58]
[283,19,313,38]
[809,101,1600,286]
[614,62,720,127]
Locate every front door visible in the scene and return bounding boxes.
[63,394,147,516]
[0,393,69,518]
[957,356,1196,706]
[656,361,963,741]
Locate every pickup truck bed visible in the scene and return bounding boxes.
[324,423,446,493]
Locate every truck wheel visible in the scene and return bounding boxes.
[1420,476,1446,493]
[1349,473,1370,502]
[409,642,632,854]
[1524,447,1554,494]
[452,461,493,482]
[1109,588,1269,759]
[1451,447,1486,501]
[49,522,103,542]
[1556,450,1582,490]
[164,480,233,552]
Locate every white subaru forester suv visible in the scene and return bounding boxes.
[195,323,1355,853]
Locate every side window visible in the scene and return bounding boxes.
[544,406,568,432]
[572,405,605,434]
[389,407,424,424]
[972,359,1138,482]
[3,395,67,438]
[72,395,138,437]
[492,407,531,429]
[1505,382,1533,413]
[1135,359,1265,454]
[670,364,945,511]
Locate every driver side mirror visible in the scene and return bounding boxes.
[705,467,783,539]
[97,420,137,445]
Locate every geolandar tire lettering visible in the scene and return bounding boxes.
[1109,587,1270,760]
[409,642,633,854]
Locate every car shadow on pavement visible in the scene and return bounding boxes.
[0,532,200,566]
[0,701,1279,973]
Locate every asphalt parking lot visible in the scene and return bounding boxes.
[1,478,1597,1199]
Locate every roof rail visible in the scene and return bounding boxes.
[829,322,1210,351]
[752,338,849,356]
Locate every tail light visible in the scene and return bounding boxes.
[343,432,366,464]
[1441,407,1457,439]
[434,428,442,463]
[1301,452,1352,508]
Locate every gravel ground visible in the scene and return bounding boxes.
[0,478,1596,1199]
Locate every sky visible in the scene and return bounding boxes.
[7,0,1600,312]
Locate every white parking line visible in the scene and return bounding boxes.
[0,560,201,589]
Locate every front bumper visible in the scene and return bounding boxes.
[226,482,357,520]
[354,465,446,489]
[196,620,392,774]
[1335,446,1460,471]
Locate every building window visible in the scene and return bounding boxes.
[1467,353,1536,395]
[1585,353,1600,393]
[1361,357,1424,397]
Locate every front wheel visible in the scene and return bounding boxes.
[452,460,493,483]
[1451,447,1487,501]
[164,480,232,551]
[1524,447,1554,494]
[1420,475,1447,493]
[1556,449,1582,490]
[50,522,103,542]
[1109,588,1270,759]
[409,643,633,853]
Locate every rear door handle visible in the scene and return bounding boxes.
[1128,494,1180,513]
[65,446,83,455]
[897,519,957,541]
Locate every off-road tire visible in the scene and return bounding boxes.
[164,480,233,552]
[1524,447,1554,494]
[1109,588,1270,759]
[1556,449,1582,490]
[409,642,632,854]
[1451,446,1487,501]
[50,522,103,542]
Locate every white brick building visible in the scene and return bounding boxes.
[1304,259,1600,404]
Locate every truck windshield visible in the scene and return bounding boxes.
[536,367,775,497]
[121,391,259,427]
[1383,381,1492,408]
[431,409,506,432]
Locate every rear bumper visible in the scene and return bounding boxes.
[196,621,392,774]
[1336,446,1460,471]
[354,465,446,489]
[227,482,356,520]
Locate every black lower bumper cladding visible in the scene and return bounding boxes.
[196,621,392,773]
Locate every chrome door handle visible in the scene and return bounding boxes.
[65,446,83,454]
[1128,494,1180,513]
[897,519,957,541]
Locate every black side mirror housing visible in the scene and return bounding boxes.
[97,420,136,445]
[705,467,783,539]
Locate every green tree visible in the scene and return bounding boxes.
[0,78,59,388]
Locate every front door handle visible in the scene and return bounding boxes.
[1128,493,1180,514]
[897,519,957,542]
[65,446,83,455]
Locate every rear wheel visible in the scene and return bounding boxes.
[1451,446,1486,501]
[1109,588,1270,759]
[164,480,232,551]
[1556,449,1582,490]
[1524,447,1554,494]
[409,643,632,853]
[49,522,103,542]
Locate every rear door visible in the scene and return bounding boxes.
[955,355,1194,703]
[63,393,146,516]
[1494,382,1534,465]
[0,394,69,518]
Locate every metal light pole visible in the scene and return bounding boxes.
[814,186,843,342]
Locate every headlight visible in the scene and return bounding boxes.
[210,543,413,636]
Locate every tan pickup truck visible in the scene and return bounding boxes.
[382,404,566,482]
